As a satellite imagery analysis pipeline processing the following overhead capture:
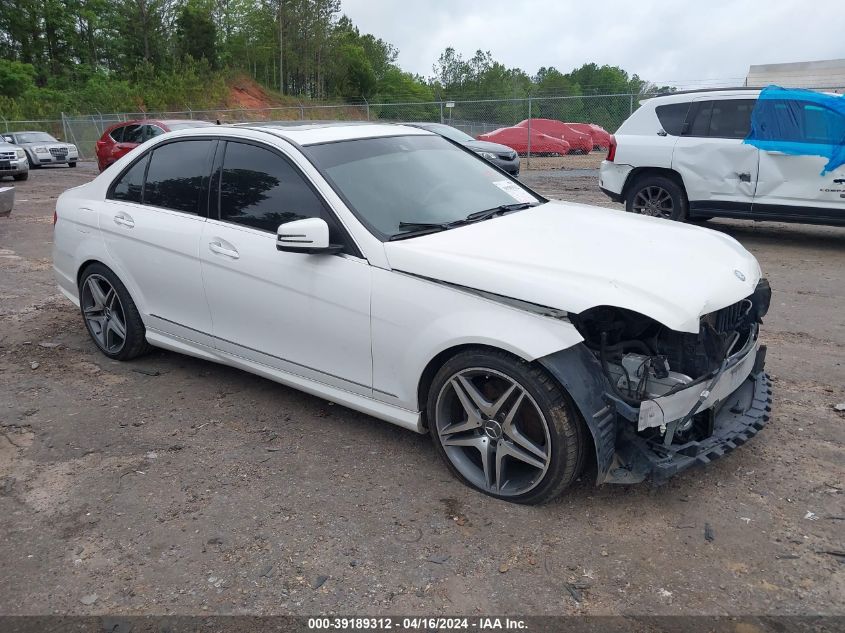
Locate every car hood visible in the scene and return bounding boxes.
[464,139,516,155]
[383,201,761,333]
[19,141,69,149]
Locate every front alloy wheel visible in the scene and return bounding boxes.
[428,350,585,504]
[436,368,552,496]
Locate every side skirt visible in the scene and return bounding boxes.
[145,328,424,434]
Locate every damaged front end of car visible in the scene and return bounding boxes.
[539,279,773,485]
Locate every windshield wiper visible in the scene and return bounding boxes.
[389,222,453,241]
[463,202,539,223]
[389,202,541,241]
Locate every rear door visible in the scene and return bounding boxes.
[99,138,216,346]
[672,97,759,213]
[752,98,845,222]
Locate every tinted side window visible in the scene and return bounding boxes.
[708,99,754,139]
[803,104,845,144]
[109,126,125,142]
[110,154,149,204]
[687,102,713,137]
[655,103,690,136]
[145,125,165,141]
[219,142,327,232]
[123,124,145,144]
[145,140,213,214]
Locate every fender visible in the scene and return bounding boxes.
[370,267,584,410]
[537,344,618,484]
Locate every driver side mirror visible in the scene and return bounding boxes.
[276,218,343,255]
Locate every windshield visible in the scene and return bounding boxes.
[16,132,57,144]
[420,123,475,143]
[305,135,540,240]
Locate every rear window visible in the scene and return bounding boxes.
[655,103,691,136]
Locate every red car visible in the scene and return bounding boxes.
[565,122,612,150]
[95,119,215,171]
[477,127,571,156]
[515,119,593,154]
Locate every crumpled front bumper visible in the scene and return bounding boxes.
[604,362,772,485]
[538,339,773,487]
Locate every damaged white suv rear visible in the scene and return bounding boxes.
[53,122,773,504]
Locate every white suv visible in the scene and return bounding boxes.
[600,88,845,226]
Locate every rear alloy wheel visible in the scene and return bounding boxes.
[79,264,150,360]
[626,175,688,221]
[428,350,585,504]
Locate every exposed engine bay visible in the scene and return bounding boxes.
[570,279,772,444]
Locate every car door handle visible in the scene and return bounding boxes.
[113,212,134,228]
[208,240,239,259]
[834,178,845,184]
[737,172,751,183]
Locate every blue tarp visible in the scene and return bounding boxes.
[744,85,845,174]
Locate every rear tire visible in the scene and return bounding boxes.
[427,348,586,504]
[78,263,151,361]
[626,174,688,221]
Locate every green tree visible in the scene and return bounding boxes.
[0,60,37,98]
[176,1,218,67]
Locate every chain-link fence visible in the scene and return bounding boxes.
[29,94,636,165]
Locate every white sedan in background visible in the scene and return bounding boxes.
[53,122,773,504]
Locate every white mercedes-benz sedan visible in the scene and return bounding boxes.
[53,122,773,504]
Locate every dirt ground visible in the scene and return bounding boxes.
[0,163,843,617]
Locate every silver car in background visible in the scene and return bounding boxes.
[0,140,29,181]
[3,131,79,168]
[407,122,521,175]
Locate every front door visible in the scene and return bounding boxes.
[752,97,845,223]
[199,139,372,395]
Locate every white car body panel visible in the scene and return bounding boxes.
[383,201,760,334]
[370,267,582,409]
[672,135,759,204]
[755,151,845,209]
[199,219,373,395]
[98,198,215,348]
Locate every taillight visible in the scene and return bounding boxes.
[53,210,57,225]
[606,135,617,162]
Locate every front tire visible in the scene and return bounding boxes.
[626,174,688,221]
[13,172,28,181]
[427,349,585,504]
[68,162,77,168]
[78,263,151,361]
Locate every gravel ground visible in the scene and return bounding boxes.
[0,163,843,616]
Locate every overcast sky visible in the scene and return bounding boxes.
[340,0,843,87]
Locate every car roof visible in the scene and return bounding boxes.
[234,121,432,145]
[641,88,763,105]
